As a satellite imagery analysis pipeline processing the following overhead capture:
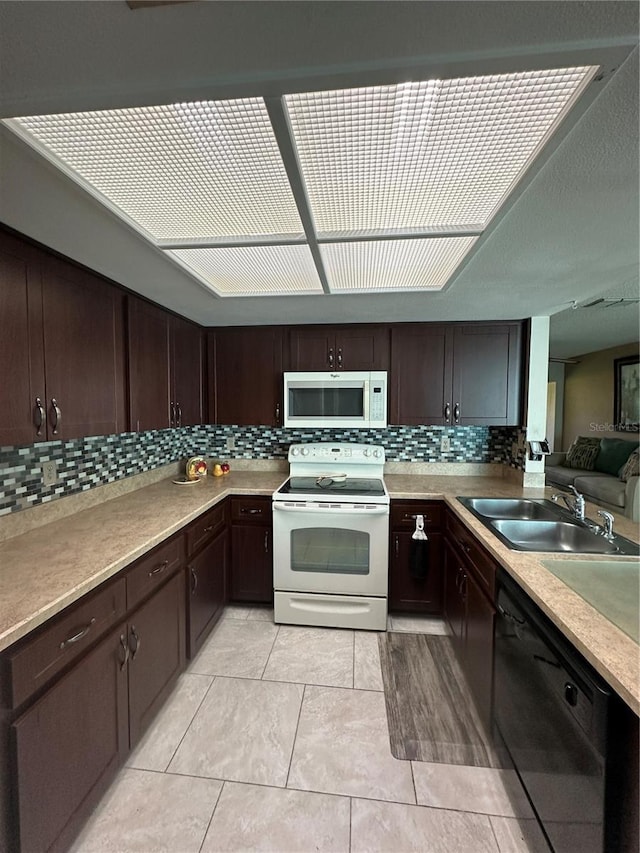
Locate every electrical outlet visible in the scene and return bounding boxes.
[440,435,451,453]
[42,460,58,486]
[225,435,235,452]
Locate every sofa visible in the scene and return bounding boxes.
[545,436,640,522]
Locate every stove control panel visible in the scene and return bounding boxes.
[288,443,385,463]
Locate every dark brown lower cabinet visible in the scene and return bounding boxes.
[127,570,185,747]
[12,626,129,853]
[463,570,495,725]
[2,553,186,853]
[389,501,444,613]
[187,528,228,657]
[230,497,273,604]
[444,539,466,646]
[444,512,497,727]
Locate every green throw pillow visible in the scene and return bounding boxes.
[563,436,600,470]
[619,448,640,482]
[594,438,636,476]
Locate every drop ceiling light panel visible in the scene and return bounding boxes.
[285,67,596,238]
[320,237,478,292]
[8,100,304,242]
[168,244,323,296]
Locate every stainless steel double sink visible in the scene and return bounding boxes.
[457,497,639,556]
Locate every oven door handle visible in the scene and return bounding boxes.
[272,502,389,515]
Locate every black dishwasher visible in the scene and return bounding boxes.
[494,569,610,853]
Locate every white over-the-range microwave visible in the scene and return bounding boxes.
[283,371,388,429]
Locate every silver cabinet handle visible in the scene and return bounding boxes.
[395,535,399,558]
[190,565,198,594]
[148,559,169,577]
[264,531,269,553]
[129,625,141,659]
[176,403,182,427]
[328,347,334,368]
[444,402,451,423]
[453,402,460,424]
[242,507,262,515]
[337,348,343,368]
[119,633,130,671]
[275,402,281,426]
[59,617,96,649]
[170,401,176,426]
[34,396,45,435]
[50,398,61,434]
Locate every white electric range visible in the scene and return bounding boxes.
[272,442,390,630]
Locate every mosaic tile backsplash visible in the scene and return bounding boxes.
[0,424,523,516]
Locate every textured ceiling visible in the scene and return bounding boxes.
[0,1,638,358]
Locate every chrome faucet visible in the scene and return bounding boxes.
[551,486,586,521]
[595,510,615,539]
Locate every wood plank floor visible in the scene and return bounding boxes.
[379,633,510,768]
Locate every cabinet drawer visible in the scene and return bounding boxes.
[126,535,185,611]
[187,500,228,555]
[391,501,443,531]
[231,497,272,525]
[3,577,127,710]
[446,512,496,596]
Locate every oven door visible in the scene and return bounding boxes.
[272,501,389,596]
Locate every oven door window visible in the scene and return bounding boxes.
[290,527,369,575]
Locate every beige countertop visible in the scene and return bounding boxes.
[0,469,638,714]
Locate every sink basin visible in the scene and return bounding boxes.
[457,496,640,554]
[460,498,559,520]
[490,519,621,554]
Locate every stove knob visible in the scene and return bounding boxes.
[290,447,298,456]
[373,448,381,458]
[301,447,309,456]
[363,448,371,457]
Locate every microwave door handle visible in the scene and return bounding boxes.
[362,380,370,421]
[272,502,389,515]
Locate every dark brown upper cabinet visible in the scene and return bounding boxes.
[128,297,203,432]
[0,229,126,445]
[390,322,523,426]
[209,326,284,426]
[289,325,390,372]
[171,314,204,428]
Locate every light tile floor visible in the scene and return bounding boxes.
[70,608,550,853]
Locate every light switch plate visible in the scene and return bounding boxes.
[226,436,235,451]
[440,436,451,453]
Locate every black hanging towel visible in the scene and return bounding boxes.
[409,514,430,580]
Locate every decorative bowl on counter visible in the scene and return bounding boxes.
[186,456,208,480]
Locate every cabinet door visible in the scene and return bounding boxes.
[211,327,283,426]
[452,324,522,425]
[289,327,335,371]
[444,540,466,647]
[128,296,171,431]
[230,524,273,603]
[12,626,128,853]
[172,315,203,428]
[187,528,228,657]
[290,325,390,372]
[127,571,185,747]
[336,326,389,371]
[42,258,126,440]
[390,324,451,425]
[464,570,495,727]
[389,531,443,613]
[0,233,45,446]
